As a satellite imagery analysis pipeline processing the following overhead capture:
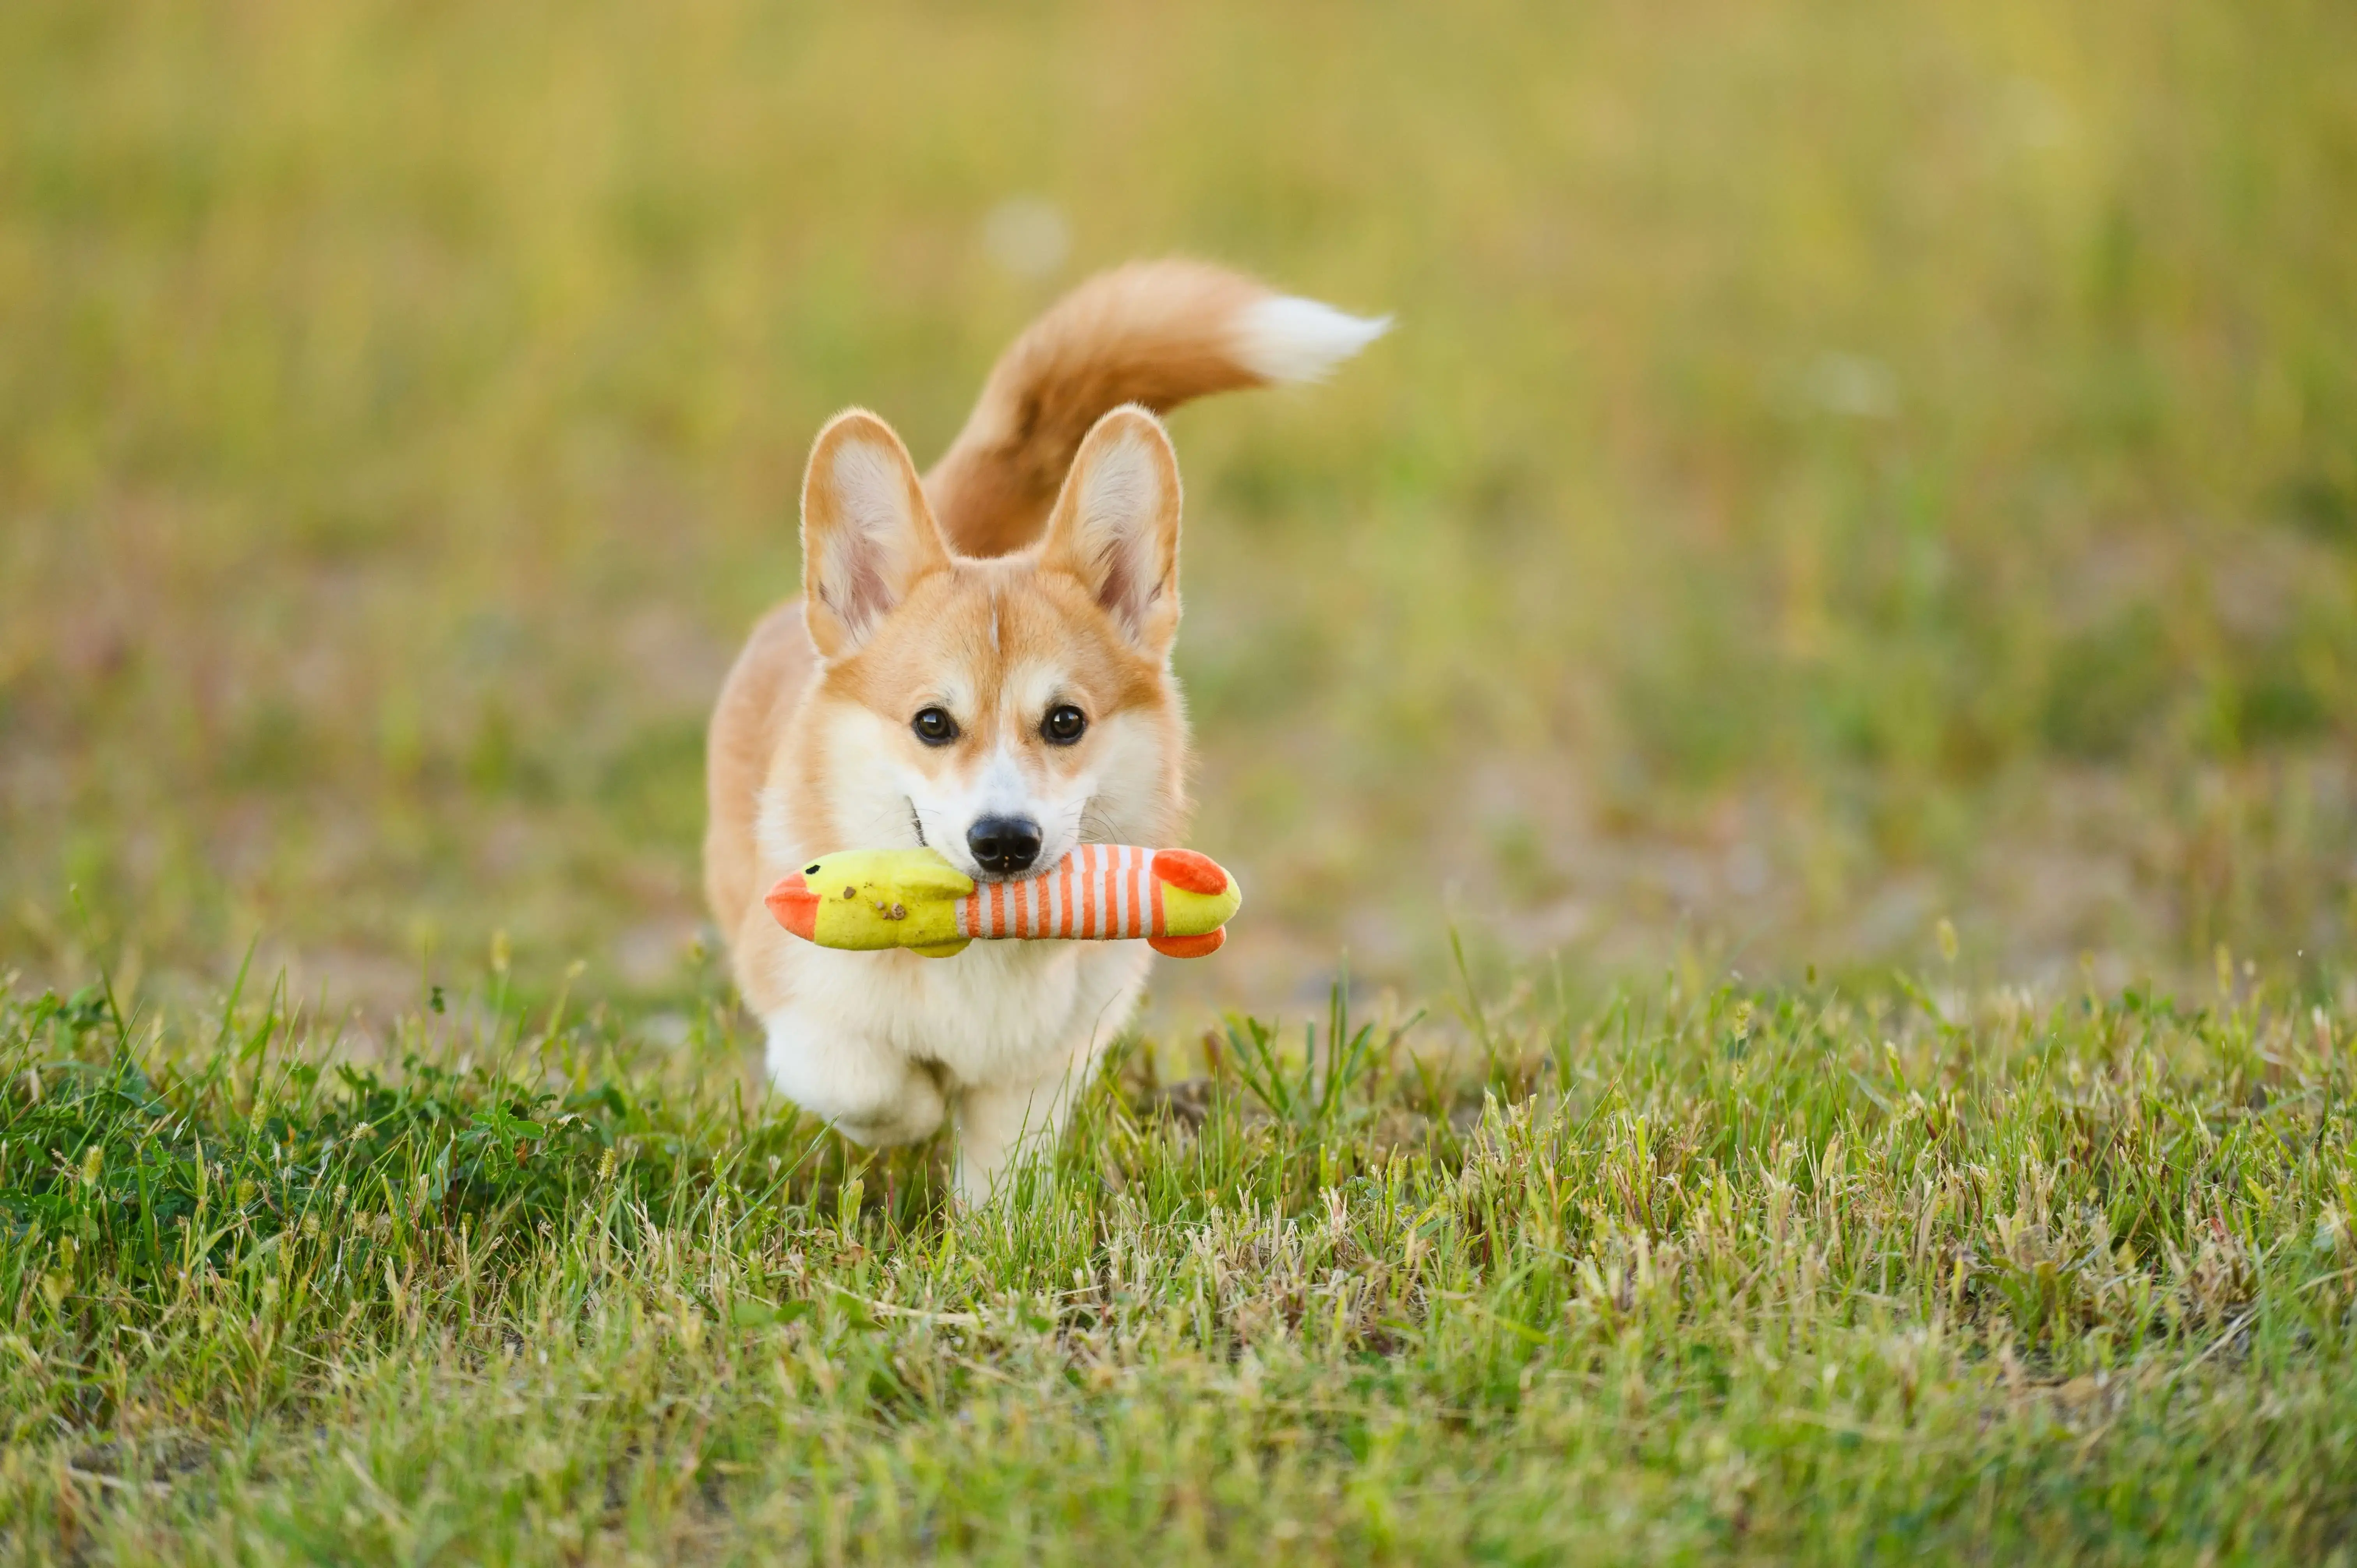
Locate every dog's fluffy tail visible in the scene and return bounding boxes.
[924,259,1389,557]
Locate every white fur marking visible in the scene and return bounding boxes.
[1233,295,1392,384]
[831,437,908,545]
[1080,430,1159,531]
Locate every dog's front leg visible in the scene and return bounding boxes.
[950,948,1152,1205]
[952,1062,1098,1207]
[763,1011,947,1149]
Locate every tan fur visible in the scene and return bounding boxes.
[715,410,1185,1019]
[708,261,1289,955]
[699,260,1380,1200]
[701,600,811,934]
[922,259,1270,558]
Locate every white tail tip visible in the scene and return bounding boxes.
[1233,295,1392,384]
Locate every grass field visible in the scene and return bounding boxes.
[6,972,2356,1561]
[5,0,2357,1559]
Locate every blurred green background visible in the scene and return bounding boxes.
[4,0,2354,1025]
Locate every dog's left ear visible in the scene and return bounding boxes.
[1041,406,1182,656]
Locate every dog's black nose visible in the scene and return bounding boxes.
[967,816,1043,877]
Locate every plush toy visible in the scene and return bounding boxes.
[765,844,1239,960]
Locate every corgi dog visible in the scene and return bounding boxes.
[703,260,1385,1203]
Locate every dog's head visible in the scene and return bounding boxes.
[785,405,1189,880]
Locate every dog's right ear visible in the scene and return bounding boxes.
[800,410,952,659]
[1039,406,1183,657]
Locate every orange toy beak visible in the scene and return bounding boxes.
[764,871,820,941]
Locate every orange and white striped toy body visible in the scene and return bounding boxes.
[766,845,1240,960]
[955,844,1208,945]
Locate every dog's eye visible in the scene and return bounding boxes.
[912,707,959,746]
[1042,704,1087,745]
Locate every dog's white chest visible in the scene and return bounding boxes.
[779,934,1150,1084]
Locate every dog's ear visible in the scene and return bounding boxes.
[800,410,952,658]
[1040,406,1182,656]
